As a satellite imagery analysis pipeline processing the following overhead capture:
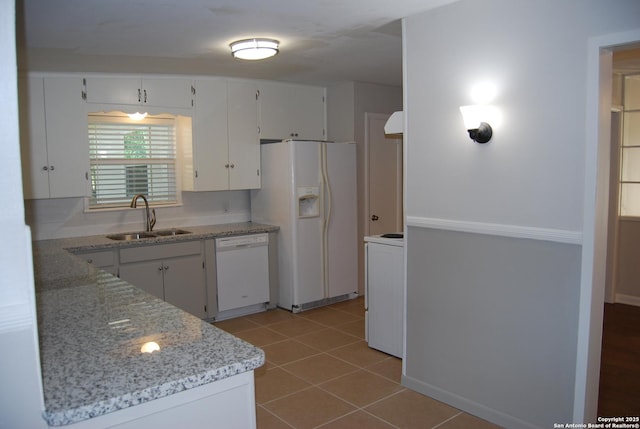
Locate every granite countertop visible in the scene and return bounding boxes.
[34,222,276,426]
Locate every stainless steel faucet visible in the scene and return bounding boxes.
[130,194,156,232]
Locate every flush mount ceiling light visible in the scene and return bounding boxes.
[230,38,279,60]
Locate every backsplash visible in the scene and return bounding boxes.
[25,190,251,240]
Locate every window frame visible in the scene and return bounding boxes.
[85,112,183,211]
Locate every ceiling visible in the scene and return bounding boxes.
[17,0,458,87]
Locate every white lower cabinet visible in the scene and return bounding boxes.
[119,241,206,319]
[75,249,117,276]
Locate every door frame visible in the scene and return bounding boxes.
[578,27,640,422]
[363,112,403,237]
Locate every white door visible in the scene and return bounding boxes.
[365,113,403,235]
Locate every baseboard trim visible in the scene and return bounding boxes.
[402,375,543,429]
[615,293,640,307]
[406,216,582,245]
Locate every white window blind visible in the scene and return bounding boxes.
[88,114,177,209]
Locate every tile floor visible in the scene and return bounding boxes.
[214,297,502,429]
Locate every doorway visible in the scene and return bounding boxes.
[364,112,403,237]
[583,34,640,421]
[598,48,640,417]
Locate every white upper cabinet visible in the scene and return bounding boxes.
[84,76,194,110]
[186,79,260,191]
[19,76,89,199]
[227,81,260,190]
[258,82,326,141]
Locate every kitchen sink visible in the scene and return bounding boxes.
[106,232,157,241]
[154,228,191,236]
[106,229,191,241]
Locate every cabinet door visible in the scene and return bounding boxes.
[258,82,326,140]
[85,76,141,105]
[43,77,90,198]
[76,250,117,275]
[19,76,50,199]
[289,85,325,140]
[227,81,260,190]
[188,79,229,191]
[119,260,165,300]
[163,254,206,319]
[142,78,194,109]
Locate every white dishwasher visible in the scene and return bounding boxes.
[215,233,270,313]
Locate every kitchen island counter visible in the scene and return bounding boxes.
[33,222,274,427]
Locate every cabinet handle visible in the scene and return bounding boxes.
[225,163,229,168]
[144,89,147,103]
[42,166,48,171]
[163,264,169,271]
[49,165,55,171]
[230,163,235,168]
[158,266,163,272]
[138,88,142,103]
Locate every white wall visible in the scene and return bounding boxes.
[25,190,251,240]
[0,1,47,427]
[403,0,640,427]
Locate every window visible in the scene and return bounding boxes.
[88,113,177,209]
[619,75,640,217]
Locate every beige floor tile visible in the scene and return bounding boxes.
[295,327,360,351]
[281,353,359,384]
[300,307,362,327]
[365,389,460,429]
[334,319,365,339]
[233,326,288,347]
[328,298,366,318]
[246,309,298,326]
[254,367,311,404]
[261,339,320,365]
[267,317,326,337]
[365,357,403,383]
[319,370,403,407]
[316,410,395,429]
[328,340,390,367]
[264,387,355,429]
[438,412,503,428]
[212,317,259,333]
[256,406,295,429]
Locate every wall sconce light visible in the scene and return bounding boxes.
[459,105,498,144]
[230,38,279,60]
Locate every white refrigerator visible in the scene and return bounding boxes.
[251,139,358,312]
